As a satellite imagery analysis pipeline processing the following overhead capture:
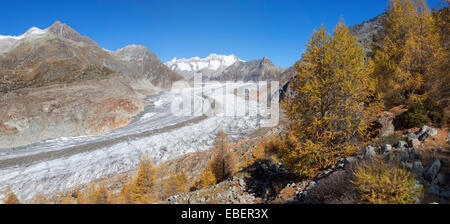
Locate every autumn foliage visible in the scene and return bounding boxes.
[192,130,238,190]
[351,159,421,204]
[373,0,448,106]
[282,22,382,179]
[2,186,20,204]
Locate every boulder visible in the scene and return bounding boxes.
[412,161,424,176]
[441,191,450,199]
[437,173,446,186]
[408,133,418,142]
[401,162,413,170]
[427,185,440,197]
[416,126,430,138]
[364,146,376,158]
[409,147,421,160]
[397,150,409,162]
[415,125,438,141]
[424,159,441,182]
[410,139,421,150]
[381,144,392,154]
[396,141,408,149]
[377,112,395,137]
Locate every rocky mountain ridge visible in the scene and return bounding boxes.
[165,54,286,82]
[165,54,243,81]
[0,21,183,148]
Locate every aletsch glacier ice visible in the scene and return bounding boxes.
[0,83,273,201]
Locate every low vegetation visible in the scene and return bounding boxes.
[351,159,420,204]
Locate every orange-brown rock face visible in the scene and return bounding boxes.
[87,98,144,135]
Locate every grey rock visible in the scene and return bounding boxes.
[410,139,421,150]
[397,150,410,162]
[238,178,245,187]
[412,161,424,176]
[396,141,408,149]
[401,162,413,170]
[345,156,357,163]
[431,178,439,186]
[408,133,418,142]
[416,125,430,138]
[409,148,421,160]
[437,173,446,185]
[364,146,376,158]
[418,126,437,141]
[381,144,392,154]
[428,185,440,196]
[440,191,450,199]
[424,159,441,182]
[426,128,438,138]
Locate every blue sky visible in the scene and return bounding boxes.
[0,0,440,68]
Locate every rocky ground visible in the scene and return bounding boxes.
[163,124,449,204]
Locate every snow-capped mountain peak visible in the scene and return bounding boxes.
[0,27,47,40]
[165,54,244,80]
[166,54,243,72]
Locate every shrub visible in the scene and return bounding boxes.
[351,159,421,204]
[403,104,430,127]
[424,100,447,127]
[402,97,447,128]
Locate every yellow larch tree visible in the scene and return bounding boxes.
[131,154,156,204]
[209,130,238,182]
[282,23,381,179]
[373,0,446,106]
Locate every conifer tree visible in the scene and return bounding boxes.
[193,166,216,189]
[209,130,237,182]
[374,0,446,105]
[131,154,156,204]
[175,171,189,193]
[31,194,50,204]
[432,0,450,102]
[282,23,381,178]
[118,180,133,204]
[163,172,188,199]
[93,184,110,204]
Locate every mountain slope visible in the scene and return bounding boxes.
[218,57,285,82]
[0,21,182,148]
[114,45,184,88]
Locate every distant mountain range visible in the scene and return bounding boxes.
[166,54,243,81]
[165,54,285,82]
